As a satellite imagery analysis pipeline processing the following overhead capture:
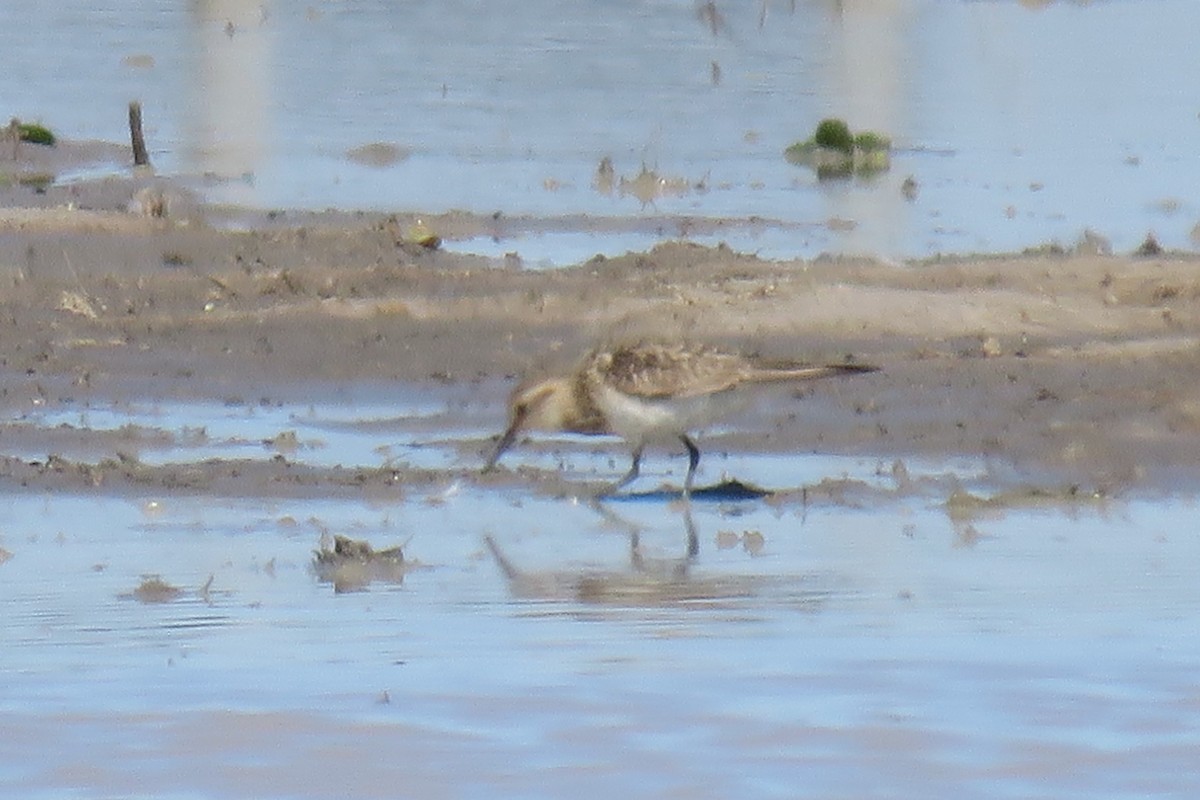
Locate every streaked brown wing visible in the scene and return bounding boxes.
[597,343,747,399]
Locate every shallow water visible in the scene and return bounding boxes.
[13,396,480,471]
[4,0,1199,260]
[2,396,1200,797]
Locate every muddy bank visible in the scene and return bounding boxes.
[3,163,1200,498]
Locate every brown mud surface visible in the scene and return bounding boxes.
[4,143,1200,499]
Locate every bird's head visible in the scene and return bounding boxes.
[483,377,576,471]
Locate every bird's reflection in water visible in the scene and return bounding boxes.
[485,502,763,608]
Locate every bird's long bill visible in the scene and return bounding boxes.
[483,411,525,472]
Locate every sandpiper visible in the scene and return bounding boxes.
[484,340,878,494]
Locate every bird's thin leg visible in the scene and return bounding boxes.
[682,502,699,560]
[681,435,701,496]
[599,445,643,497]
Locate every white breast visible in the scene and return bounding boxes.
[595,384,745,444]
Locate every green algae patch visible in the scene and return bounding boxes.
[814,118,855,154]
[17,122,57,146]
[785,117,891,179]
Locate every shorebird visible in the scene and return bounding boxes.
[484,340,878,495]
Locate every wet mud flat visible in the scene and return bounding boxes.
[3,176,1200,797]
[4,167,1200,496]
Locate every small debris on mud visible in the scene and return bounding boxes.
[741,530,765,555]
[312,534,410,593]
[58,290,100,319]
[1134,231,1163,257]
[128,574,184,604]
[128,185,172,218]
[979,336,1003,358]
[618,165,691,205]
[1075,228,1112,256]
[402,219,442,250]
[713,529,765,555]
[593,156,615,194]
[263,430,301,453]
[345,142,409,168]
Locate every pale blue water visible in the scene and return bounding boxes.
[2,479,1199,798]
[1,395,1199,798]
[3,0,1199,259]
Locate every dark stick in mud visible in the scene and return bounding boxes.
[128,101,150,167]
[7,118,19,161]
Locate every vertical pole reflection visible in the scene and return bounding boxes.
[823,0,914,257]
[186,1,271,203]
